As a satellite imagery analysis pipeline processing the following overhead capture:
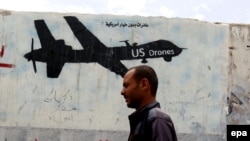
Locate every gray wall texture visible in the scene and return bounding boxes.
[0,9,249,141]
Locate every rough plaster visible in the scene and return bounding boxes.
[227,24,250,125]
[0,9,247,141]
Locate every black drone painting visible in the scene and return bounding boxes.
[24,16,185,78]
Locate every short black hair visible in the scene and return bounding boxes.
[129,65,158,96]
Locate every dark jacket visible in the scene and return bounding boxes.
[128,101,178,141]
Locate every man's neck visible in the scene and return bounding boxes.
[136,98,156,111]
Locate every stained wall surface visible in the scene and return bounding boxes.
[0,10,244,141]
[227,24,250,125]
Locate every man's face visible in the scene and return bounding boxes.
[121,69,143,109]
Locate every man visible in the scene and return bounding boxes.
[121,65,178,141]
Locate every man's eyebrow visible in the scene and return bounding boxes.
[123,82,128,86]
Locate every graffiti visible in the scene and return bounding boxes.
[227,92,243,116]
[43,89,76,123]
[44,89,76,111]
[105,21,149,28]
[24,16,185,78]
[0,45,15,68]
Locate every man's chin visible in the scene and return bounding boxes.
[127,103,136,109]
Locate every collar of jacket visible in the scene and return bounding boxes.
[128,101,160,123]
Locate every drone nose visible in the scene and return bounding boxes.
[24,53,31,61]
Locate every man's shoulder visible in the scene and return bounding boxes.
[147,107,172,121]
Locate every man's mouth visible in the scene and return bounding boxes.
[124,96,129,102]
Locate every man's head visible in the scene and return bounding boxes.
[121,65,158,110]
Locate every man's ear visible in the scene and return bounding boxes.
[140,78,149,90]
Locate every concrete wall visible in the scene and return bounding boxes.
[0,9,247,141]
[227,24,250,124]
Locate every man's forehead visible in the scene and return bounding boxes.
[125,69,135,77]
[124,69,136,80]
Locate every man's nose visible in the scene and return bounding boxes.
[121,88,125,95]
